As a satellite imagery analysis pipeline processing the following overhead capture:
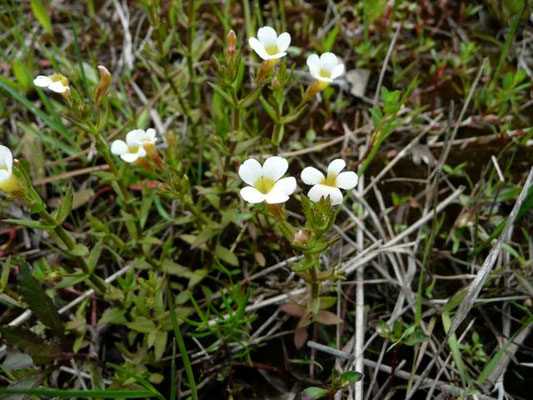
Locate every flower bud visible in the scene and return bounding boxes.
[271,76,280,90]
[293,229,311,246]
[95,65,112,104]
[227,29,237,58]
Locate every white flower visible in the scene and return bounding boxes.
[0,145,13,187]
[111,129,157,163]
[248,26,291,60]
[239,156,296,204]
[33,74,70,94]
[306,52,345,83]
[301,159,358,205]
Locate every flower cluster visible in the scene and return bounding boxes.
[248,26,345,87]
[239,157,357,206]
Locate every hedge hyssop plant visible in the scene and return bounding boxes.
[239,157,358,347]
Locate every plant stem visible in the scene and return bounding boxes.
[38,210,107,294]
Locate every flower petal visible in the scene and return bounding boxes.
[308,184,343,205]
[48,81,68,93]
[0,170,9,182]
[276,32,291,53]
[126,129,147,146]
[257,26,277,46]
[262,156,288,181]
[121,152,140,163]
[111,140,128,155]
[336,171,358,190]
[267,52,287,59]
[327,159,346,177]
[301,166,325,185]
[320,52,339,73]
[33,75,52,88]
[240,186,265,203]
[306,54,320,80]
[249,37,269,60]
[265,188,289,204]
[238,159,262,186]
[272,177,296,196]
[331,63,345,80]
[146,128,157,142]
[0,145,13,172]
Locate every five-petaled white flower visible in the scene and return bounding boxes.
[249,26,291,61]
[239,156,296,204]
[301,159,358,205]
[33,74,70,94]
[111,128,157,163]
[0,145,14,189]
[306,52,345,83]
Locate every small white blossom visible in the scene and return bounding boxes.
[301,159,358,205]
[248,26,291,61]
[239,156,296,204]
[111,129,157,163]
[33,74,70,94]
[306,52,345,83]
[0,145,13,187]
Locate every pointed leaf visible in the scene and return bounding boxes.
[18,263,65,341]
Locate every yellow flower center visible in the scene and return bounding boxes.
[319,69,331,79]
[321,173,337,187]
[128,145,140,153]
[265,44,279,55]
[50,73,69,86]
[254,177,275,194]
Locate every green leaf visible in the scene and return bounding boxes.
[154,331,168,361]
[337,371,363,388]
[30,0,53,35]
[69,243,89,257]
[303,387,329,399]
[55,185,73,224]
[214,245,239,266]
[126,317,156,333]
[3,219,55,229]
[99,308,127,325]
[208,83,235,105]
[0,326,62,365]
[18,263,65,341]
[87,239,104,272]
[259,95,278,121]
[12,59,33,91]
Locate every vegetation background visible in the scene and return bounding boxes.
[0,0,532,399]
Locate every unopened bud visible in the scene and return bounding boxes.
[143,142,164,171]
[293,229,310,246]
[95,65,112,104]
[227,29,237,58]
[271,76,280,90]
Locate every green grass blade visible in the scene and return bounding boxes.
[0,388,156,398]
[0,78,77,155]
[167,284,198,400]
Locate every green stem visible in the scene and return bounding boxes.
[92,131,143,239]
[39,210,107,294]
